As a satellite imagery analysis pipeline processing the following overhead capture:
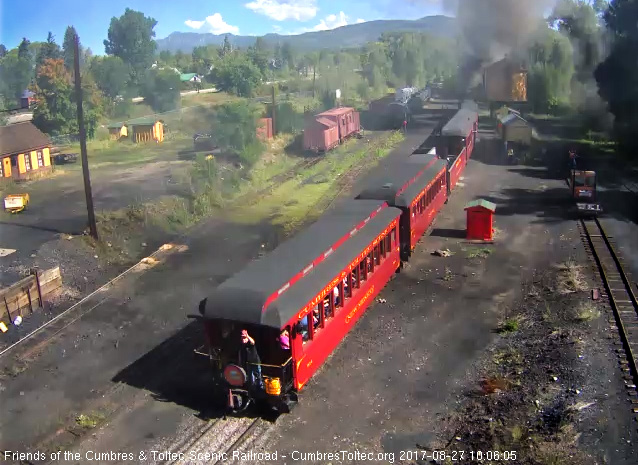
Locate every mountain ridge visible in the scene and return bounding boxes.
[156,15,457,53]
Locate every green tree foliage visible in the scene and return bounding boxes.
[526,27,575,113]
[90,55,130,100]
[62,26,79,70]
[0,50,34,101]
[551,0,604,74]
[247,37,270,78]
[191,45,219,77]
[31,58,103,137]
[36,32,61,71]
[221,36,232,57]
[18,38,31,60]
[104,9,158,87]
[212,52,262,97]
[595,0,638,153]
[141,68,180,112]
[213,101,263,164]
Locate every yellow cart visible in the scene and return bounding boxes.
[4,194,30,213]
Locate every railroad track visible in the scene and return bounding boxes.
[157,417,264,465]
[580,217,638,424]
[231,156,323,208]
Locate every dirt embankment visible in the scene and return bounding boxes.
[433,261,637,464]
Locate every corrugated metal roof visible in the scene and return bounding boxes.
[21,90,35,99]
[0,122,51,157]
[465,199,496,211]
[107,122,125,129]
[498,112,530,126]
[180,73,198,82]
[128,117,161,126]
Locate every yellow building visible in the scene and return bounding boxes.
[107,122,128,140]
[0,122,53,180]
[129,117,164,143]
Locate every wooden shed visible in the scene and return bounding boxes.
[497,112,534,146]
[107,122,128,140]
[129,118,164,143]
[0,122,53,180]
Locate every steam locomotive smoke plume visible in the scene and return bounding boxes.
[444,0,553,65]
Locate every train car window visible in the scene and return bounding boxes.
[345,272,353,298]
[380,237,386,258]
[355,265,361,288]
[318,301,326,328]
[368,252,375,273]
[337,282,344,308]
[374,244,381,266]
[301,313,312,343]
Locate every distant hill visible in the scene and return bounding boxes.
[156,15,457,53]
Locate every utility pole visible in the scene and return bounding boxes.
[73,33,98,240]
[312,65,316,99]
[271,85,277,137]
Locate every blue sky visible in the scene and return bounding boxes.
[0,0,446,54]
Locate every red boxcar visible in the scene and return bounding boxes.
[195,200,401,412]
[317,107,360,141]
[303,107,360,153]
[356,153,448,261]
[303,117,340,153]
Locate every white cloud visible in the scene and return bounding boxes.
[356,18,365,23]
[185,19,205,29]
[272,25,282,32]
[184,13,239,34]
[245,0,318,21]
[312,11,349,31]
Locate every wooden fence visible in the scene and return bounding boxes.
[1,267,62,327]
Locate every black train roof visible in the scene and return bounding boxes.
[441,108,478,138]
[200,200,401,328]
[356,154,447,207]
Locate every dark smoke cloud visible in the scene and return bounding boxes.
[447,0,555,64]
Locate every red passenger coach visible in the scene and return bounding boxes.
[356,154,448,261]
[194,200,401,412]
[438,106,479,192]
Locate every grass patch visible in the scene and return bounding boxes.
[466,247,493,259]
[497,318,520,334]
[75,412,105,429]
[229,131,404,231]
[180,90,238,108]
[573,301,601,323]
[555,260,588,294]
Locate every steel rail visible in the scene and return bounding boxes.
[212,419,261,465]
[581,218,638,388]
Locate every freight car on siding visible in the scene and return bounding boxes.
[303,107,361,153]
[193,200,401,412]
[356,154,448,261]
